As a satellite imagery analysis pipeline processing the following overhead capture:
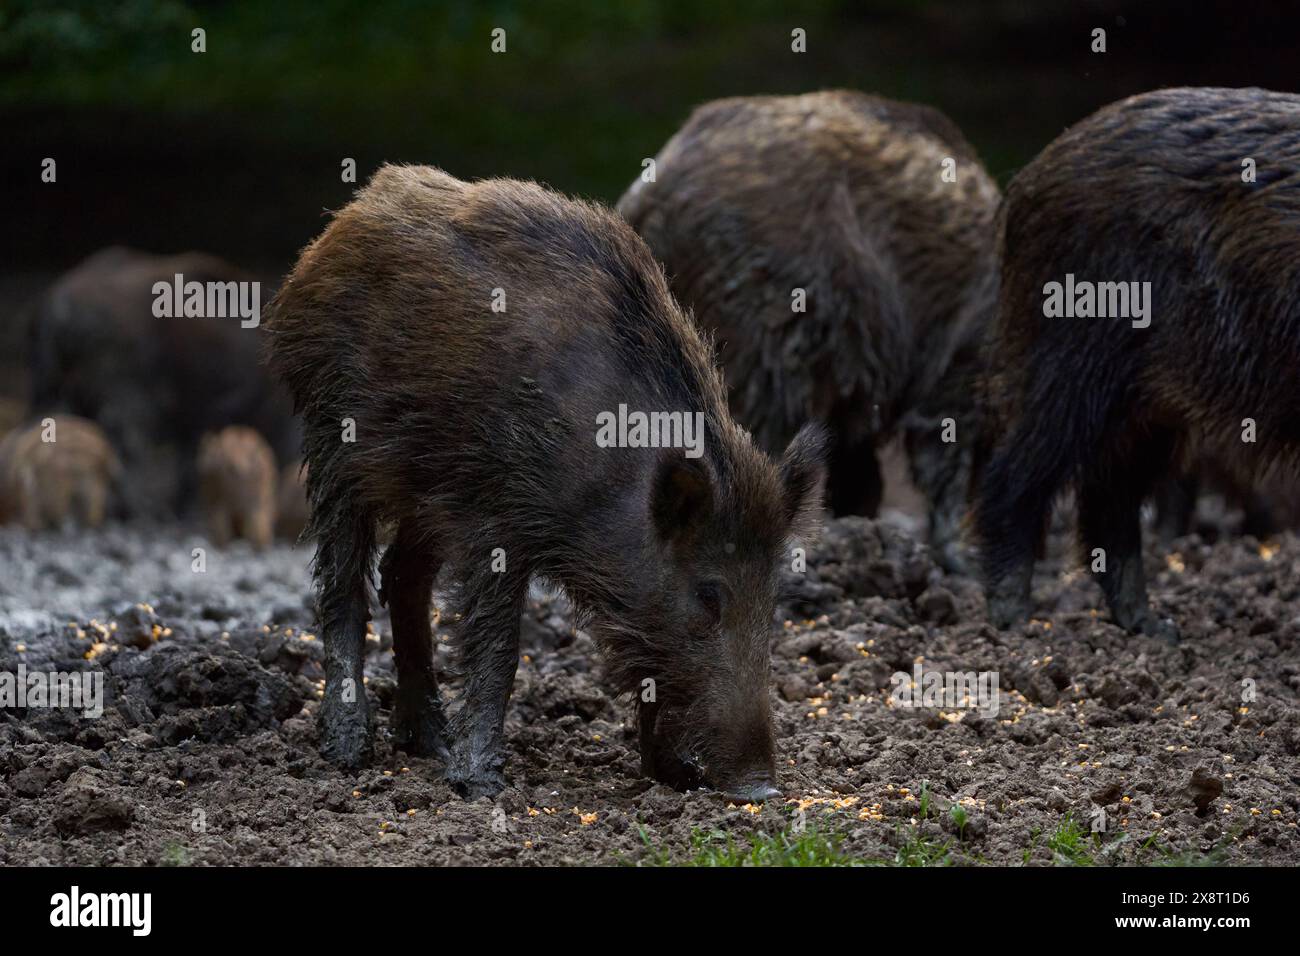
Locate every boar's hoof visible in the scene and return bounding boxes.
[446,765,507,801]
[319,701,374,771]
[934,542,971,577]
[393,696,451,761]
[985,589,1028,631]
[1131,612,1180,643]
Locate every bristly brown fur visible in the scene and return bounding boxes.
[0,415,121,530]
[974,86,1300,635]
[197,425,277,549]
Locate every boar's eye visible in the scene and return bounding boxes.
[695,581,723,624]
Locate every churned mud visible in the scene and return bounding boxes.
[1,505,1296,866]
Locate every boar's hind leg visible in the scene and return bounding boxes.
[1077,429,1179,641]
[975,433,1064,629]
[445,569,527,799]
[1153,471,1198,544]
[379,520,450,760]
[315,502,377,770]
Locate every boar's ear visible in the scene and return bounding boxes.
[779,422,829,537]
[652,454,713,541]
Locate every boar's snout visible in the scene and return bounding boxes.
[704,722,780,803]
[720,777,781,804]
[639,687,779,801]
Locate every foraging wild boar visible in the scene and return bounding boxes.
[0,415,121,530]
[975,87,1300,638]
[266,164,826,799]
[618,90,1000,572]
[197,426,277,549]
[29,246,297,516]
[275,459,310,542]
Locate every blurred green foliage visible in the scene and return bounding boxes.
[2,0,959,200]
[2,0,873,109]
[0,0,194,79]
[12,0,1271,265]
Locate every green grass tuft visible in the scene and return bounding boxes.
[159,843,192,866]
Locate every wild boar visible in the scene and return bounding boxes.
[266,164,826,800]
[975,87,1300,639]
[197,425,277,549]
[0,415,121,530]
[618,90,1000,573]
[28,246,297,517]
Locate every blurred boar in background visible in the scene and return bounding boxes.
[275,459,310,542]
[197,425,277,549]
[28,246,297,517]
[975,87,1300,639]
[0,415,121,530]
[1154,459,1300,543]
[619,90,1000,572]
[267,164,826,800]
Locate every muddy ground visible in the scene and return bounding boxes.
[1,495,1297,867]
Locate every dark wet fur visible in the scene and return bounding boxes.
[974,86,1300,637]
[618,90,1000,572]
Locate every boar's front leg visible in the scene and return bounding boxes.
[445,569,526,799]
[379,519,450,760]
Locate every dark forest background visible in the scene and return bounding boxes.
[3,0,1298,376]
